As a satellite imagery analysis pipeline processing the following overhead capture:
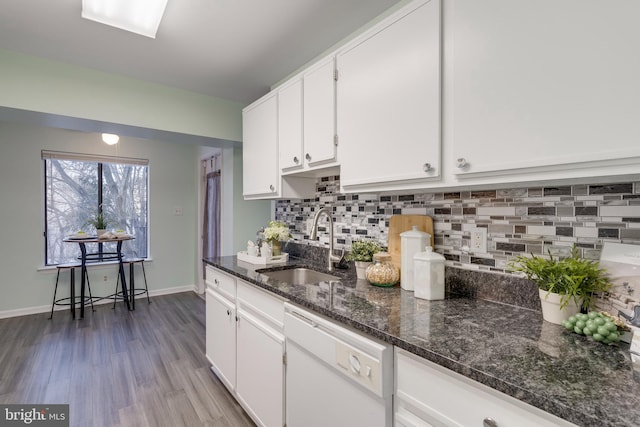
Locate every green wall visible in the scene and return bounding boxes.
[0,48,244,143]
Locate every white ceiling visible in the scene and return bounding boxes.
[0,0,402,104]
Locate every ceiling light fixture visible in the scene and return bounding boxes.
[82,0,169,39]
[102,133,120,145]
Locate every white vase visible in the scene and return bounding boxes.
[538,289,581,325]
[355,261,372,280]
[96,228,107,236]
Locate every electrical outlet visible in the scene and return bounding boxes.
[470,228,487,253]
[103,275,108,282]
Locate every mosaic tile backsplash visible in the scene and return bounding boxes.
[275,176,640,273]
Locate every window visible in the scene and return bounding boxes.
[43,150,149,265]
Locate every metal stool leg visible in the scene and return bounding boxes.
[49,268,61,320]
[113,273,120,309]
[141,261,151,304]
[85,270,95,312]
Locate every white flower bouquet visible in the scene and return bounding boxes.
[263,220,292,243]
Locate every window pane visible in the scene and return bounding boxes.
[44,157,149,265]
[45,159,98,264]
[102,163,148,258]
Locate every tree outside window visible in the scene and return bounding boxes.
[43,152,148,265]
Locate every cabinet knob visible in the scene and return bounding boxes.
[226,309,230,316]
[214,279,219,285]
[423,163,431,172]
[293,156,299,164]
[483,418,498,427]
[305,153,312,161]
[269,184,275,192]
[456,158,468,169]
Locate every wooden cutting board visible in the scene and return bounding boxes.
[388,214,434,272]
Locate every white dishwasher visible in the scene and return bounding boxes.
[284,302,393,427]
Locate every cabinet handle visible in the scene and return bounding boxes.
[269,184,275,191]
[456,158,468,169]
[214,279,219,285]
[483,418,498,427]
[305,153,312,161]
[423,163,431,172]
[293,156,299,164]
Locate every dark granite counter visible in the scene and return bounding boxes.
[203,255,640,427]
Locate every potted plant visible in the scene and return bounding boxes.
[86,212,109,236]
[263,221,292,256]
[509,246,611,324]
[346,240,383,280]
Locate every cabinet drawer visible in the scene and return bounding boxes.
[205,266,236,301]
[237,280,285,331]
[395,348,576,427]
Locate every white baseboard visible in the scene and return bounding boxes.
[0,284,198,319]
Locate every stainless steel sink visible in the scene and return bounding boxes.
[260,268,339,285]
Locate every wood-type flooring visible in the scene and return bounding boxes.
[0,292,255,427]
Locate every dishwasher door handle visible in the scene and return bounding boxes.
[288,309,318,328]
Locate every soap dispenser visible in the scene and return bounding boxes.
[399,225,430,291]
[413,246,445,300]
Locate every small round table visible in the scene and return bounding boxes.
[64,235,134,318]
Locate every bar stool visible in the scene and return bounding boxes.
[50,262,94,319]
[113,257,150,310]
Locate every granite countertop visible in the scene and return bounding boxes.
[203,255,640,427]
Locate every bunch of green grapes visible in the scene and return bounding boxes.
[561,311,628,345]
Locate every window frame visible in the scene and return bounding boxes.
[42,150,149,266]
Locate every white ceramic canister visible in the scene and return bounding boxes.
[414,246,445,300]
[400,226,431,291]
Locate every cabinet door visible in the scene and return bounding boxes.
[278,79,304,171]
[395,407,439,427]
[303,57,337,166]
[205,288,236,391]
[337,0,441,191]
[236,309,285,427]
[395,348,576,427]
[242,93,278,197]
[452,0,640,177]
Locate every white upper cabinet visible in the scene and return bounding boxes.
[278,57,339,174]
[278,78,304,172]
[242,93,278,198]
[303,56,338,168]
[451,0,640,180]
[337,0,441,192]
[243,90,316,200]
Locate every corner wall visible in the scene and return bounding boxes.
[0,121,198,315]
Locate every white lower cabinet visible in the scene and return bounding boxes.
[394,348,576,427]
[205,271,237,391]
[205,265,285,427]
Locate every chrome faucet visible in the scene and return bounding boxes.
[309,207,344,271]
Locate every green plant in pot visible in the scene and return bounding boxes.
[509,246,611,324]
[346,240,383,279]
[86,212,109,235]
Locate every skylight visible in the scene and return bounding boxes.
[81,0,169,39]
